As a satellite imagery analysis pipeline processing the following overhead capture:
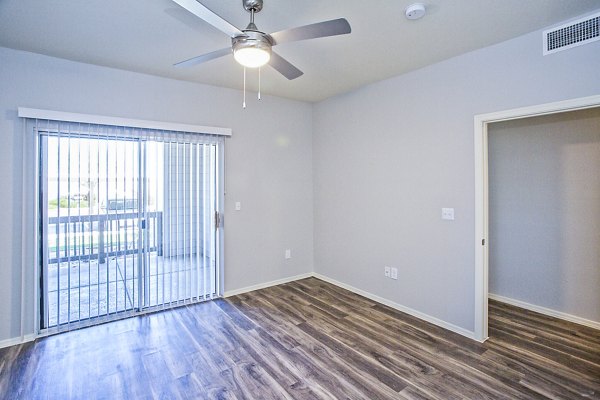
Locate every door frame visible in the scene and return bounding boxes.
[473,94,600,342]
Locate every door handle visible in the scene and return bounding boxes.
[214,211,222,229]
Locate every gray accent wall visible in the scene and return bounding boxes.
[488,108,600,323]
[0,47,314,342]
[312,17,600,332]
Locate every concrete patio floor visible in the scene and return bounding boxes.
[46,254,215,327]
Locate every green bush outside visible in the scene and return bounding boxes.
[48,197,89,209]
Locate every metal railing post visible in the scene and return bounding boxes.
[99,218,106,264]
[157,212,163,256]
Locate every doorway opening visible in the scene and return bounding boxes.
[473,95,600,342]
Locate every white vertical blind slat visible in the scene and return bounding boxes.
[66,123,72,325]
[76,122,81,322]
[104,125,110,315]
[56,120,62,325]
[183,140,188,301]
[86,122,92,320]
[175,139,180,304]
[202,144,208,300]
[189,141,193,302]
[211,145,216,299]
[156,136,162,308]
[168,140,174,307]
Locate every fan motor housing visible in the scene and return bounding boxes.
[232,30,273,53]
[243,0,263,12]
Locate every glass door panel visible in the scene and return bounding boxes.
[39,129,221,331]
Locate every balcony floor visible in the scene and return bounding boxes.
[46,254,215,327]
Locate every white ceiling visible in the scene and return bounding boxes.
[1,0,599,102]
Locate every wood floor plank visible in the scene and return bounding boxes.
[490,313,600,356]
[489,300,600,345]
[230,292,405,398]
[490,325,600,378]
[269,284,536,399]
[325,310,534,399]
[481,347,599,398]
[485,337,600,393]
[211,297,369,399]
[1,277,599,399]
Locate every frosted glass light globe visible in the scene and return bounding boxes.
[234,47,270,68]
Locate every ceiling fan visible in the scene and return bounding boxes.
[172,0,352,80]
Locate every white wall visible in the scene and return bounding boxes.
[312,18,600,333]
[0,47,314,342]
[488,108,600,323]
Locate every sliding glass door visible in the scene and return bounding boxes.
[38,123,223,331]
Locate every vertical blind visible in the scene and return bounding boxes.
[27,117,225,331]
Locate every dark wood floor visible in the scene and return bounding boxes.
[1,277,599,399]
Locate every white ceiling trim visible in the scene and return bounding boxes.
[17,107,232,136]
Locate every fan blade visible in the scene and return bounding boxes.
[172,0,243,37]
[270,18,351,45]
[174,47,231,67]
[269,52,303,80]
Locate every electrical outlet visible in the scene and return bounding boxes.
[442,207,455,220]
[235,201,242,211]
[384,266,391,277]
[285,249,291,259]
[391,267,398,280]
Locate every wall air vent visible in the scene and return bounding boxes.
[543,12,600,55]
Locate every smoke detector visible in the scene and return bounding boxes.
[405,3,426,20]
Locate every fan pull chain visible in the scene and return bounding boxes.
[243,67,247,109]
[258,67,261,100]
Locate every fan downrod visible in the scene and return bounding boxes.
[243,0,263,13]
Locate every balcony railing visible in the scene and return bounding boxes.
[47,211,163,264]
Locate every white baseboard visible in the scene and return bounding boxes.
[489,293,600,330]
[0,334,36,350]
[2,272,478,348]
[224,272,313,297]
[313,273,476,340]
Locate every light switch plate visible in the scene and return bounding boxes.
[442,208,455,220]
[285,249,291,259]
[235,201,241,211]
[384,266,391,277]
[391,267,398,280]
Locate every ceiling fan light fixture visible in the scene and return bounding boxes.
[232,30,273,68]
[234,47,271,68]
[172,0,351,81]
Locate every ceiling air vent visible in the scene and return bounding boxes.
[543,12,600,55]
